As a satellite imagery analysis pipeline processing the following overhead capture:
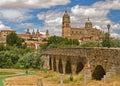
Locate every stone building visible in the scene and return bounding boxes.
[0,29,16,44]
[0,28,49,48]
[19,29,49,41]
[62,10,104,43]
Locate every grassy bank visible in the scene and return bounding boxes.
[0,70,37,86]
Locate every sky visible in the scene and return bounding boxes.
[0,0,120,38]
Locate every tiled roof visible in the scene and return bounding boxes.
[18,34,31,37]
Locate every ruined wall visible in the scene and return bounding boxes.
[41,48,120,75]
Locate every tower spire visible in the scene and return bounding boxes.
[88,17,89,21]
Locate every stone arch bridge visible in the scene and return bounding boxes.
[41,48,120,77]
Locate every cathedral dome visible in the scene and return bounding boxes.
[85,18,92,28]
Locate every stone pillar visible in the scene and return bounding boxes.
[43,55,50,69]
[62,61,66,74]
[38,79,43,86]
[51,56,54,71]
[56,59,59,72]
[72,64,76,74]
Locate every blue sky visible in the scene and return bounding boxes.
[0,0,120,38]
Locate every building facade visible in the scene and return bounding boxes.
[0,29,16,44]
[0,28,49,49]
[62,10,104,43]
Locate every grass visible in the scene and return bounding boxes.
[0,72,16,76]
[0,70,37,86]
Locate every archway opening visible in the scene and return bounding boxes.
[53,57,56,71]
[65,60,72,74]
[92,65,106,80]
[58,59,63,73]
[49,57,52,70]
[76,62,84,74]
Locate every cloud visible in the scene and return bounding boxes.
[93,0,120,10]
[111,33,120,38]
[70,0,120,33]
[0,21,11,30]
[0,0,70,8]
[37,11,63,36]
[36,0,120,36]
[0,9,33,22]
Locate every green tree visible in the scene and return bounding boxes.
[44,36,79,49]
[6,32,24,47]
[0,44,5,51]
[111,38,120,47]
[80,42,98,47]
[17,52,35,68]
[17,52,43,69]
[102,33,112,47]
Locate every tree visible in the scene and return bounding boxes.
[6,32,24,47]
[0,44,5,51]
[17,52,43,69]
[80,42,98,47]
[17,52,35,68]
[43,36,79,49]
[102,33,112,47]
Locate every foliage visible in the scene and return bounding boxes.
[92,65,106,80]
[80,42,99,47]
[6,32,24,47]
[0,50,20,68]
[0,44,5,51]
[40,36,79,50]
[16,52,44,69]
[111,38,120,47]
[101,33,120,47]
[0,45,41,69]
[70,74,74,81]
[80,33,120,48]
[102,33,109,47]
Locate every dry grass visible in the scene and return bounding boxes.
[4,70,120,86]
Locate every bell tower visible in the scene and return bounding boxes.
[62,10,71,38]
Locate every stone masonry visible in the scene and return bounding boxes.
[41,48,120,77]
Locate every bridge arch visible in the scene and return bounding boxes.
[49,57,52,70]
[92,65,106,80]
[65,58,72,74]
[76,61,84,74]
[53,57,56,71]
[58,58,63,73]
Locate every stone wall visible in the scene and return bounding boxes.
[41,48,120,76]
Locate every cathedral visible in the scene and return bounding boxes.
[62,10,104,43]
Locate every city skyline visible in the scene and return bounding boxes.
[0,0,120,38]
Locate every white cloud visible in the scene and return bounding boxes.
[38,11,63,26]
[93,0,120,10]
[37,11,63,36]
[0,9,33,22]
[36,0,120,36]
[111,23,120,30]
[93,25,102,30]
[0,0,70,8]
[111,33,120,38]
[0,21,11,30]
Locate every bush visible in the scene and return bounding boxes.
[70,74,73,81]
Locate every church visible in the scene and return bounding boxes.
[62,10,104,43]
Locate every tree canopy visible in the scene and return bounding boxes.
[40,36,79,50]
[6,32,24,47]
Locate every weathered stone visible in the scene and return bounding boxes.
[41,48,120,76]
